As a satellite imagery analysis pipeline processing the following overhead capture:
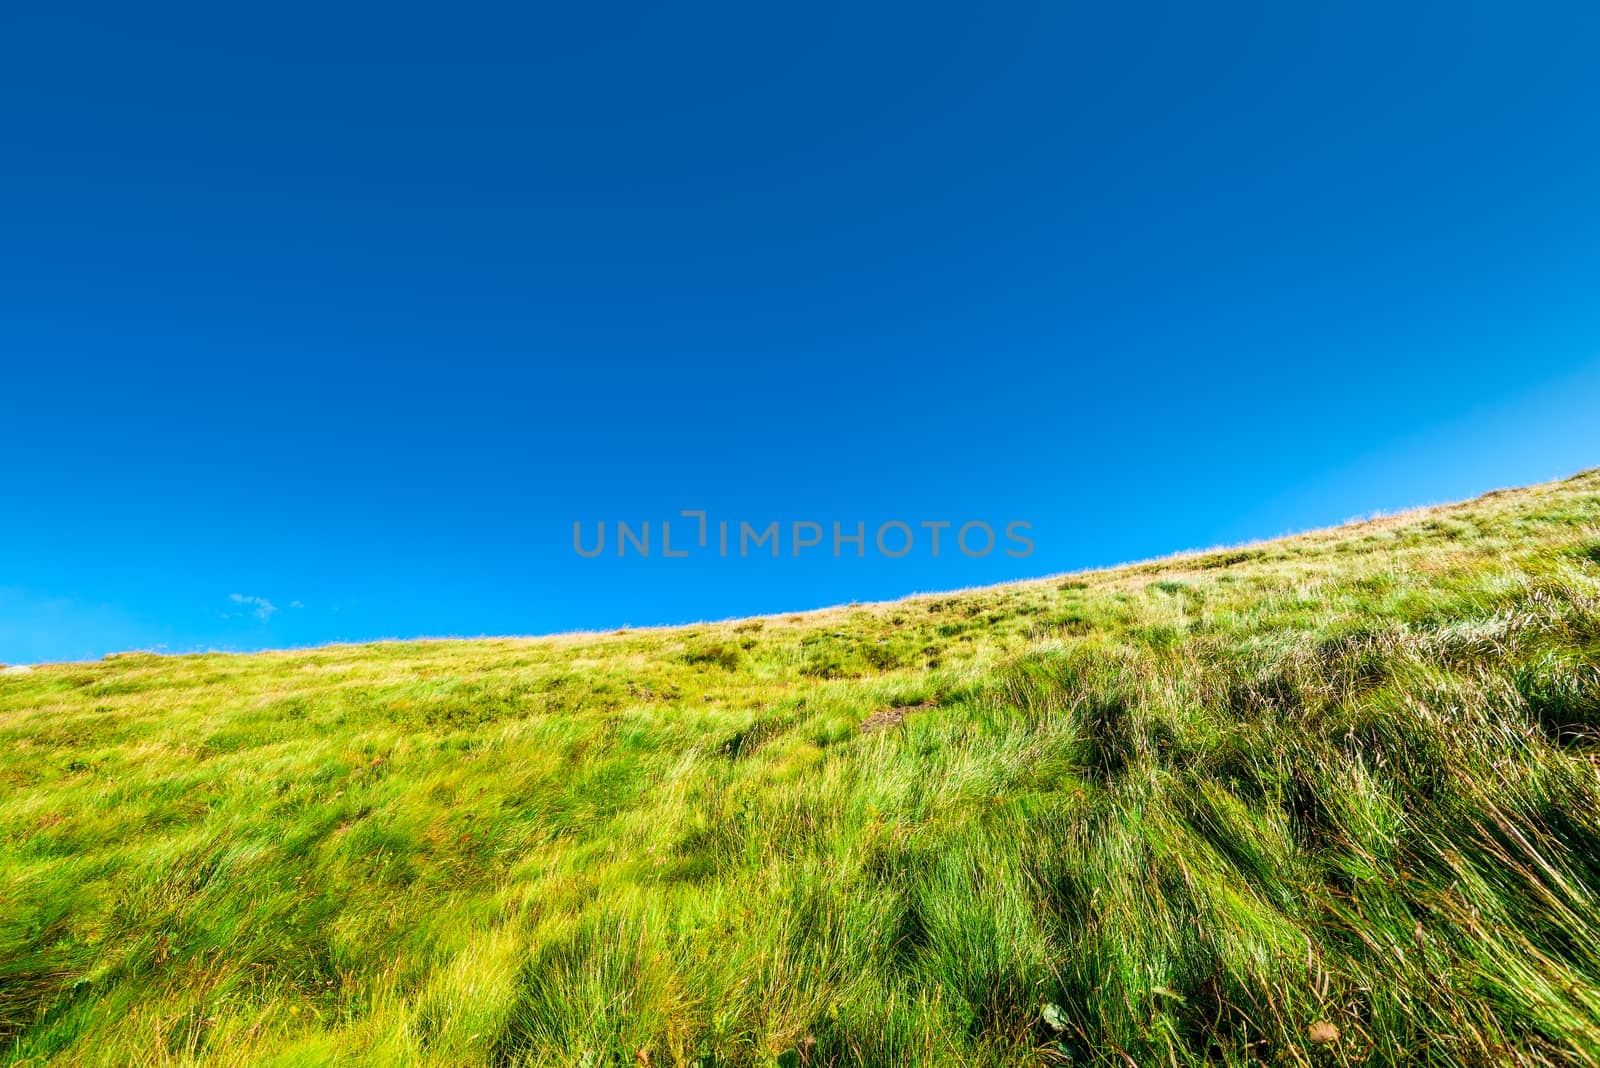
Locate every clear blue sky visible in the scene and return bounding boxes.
[4,2,1599,664]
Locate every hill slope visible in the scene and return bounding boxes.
[4,470,1600,1067]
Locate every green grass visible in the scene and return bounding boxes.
[5,470,1600,1066]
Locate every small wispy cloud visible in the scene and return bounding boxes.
[225,593,278,621]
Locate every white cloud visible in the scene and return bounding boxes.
[289,600,304,609]
[228,593,278,621]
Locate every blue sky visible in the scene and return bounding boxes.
[3,1,1599,664]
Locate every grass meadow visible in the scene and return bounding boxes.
[4,470,1600,1066]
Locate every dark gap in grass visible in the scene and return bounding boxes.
[1515,657,1600,748]
[717,715,793,759]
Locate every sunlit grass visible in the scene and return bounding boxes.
[4,469,1600,1065]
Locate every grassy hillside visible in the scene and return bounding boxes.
[4,471,1600,1067]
